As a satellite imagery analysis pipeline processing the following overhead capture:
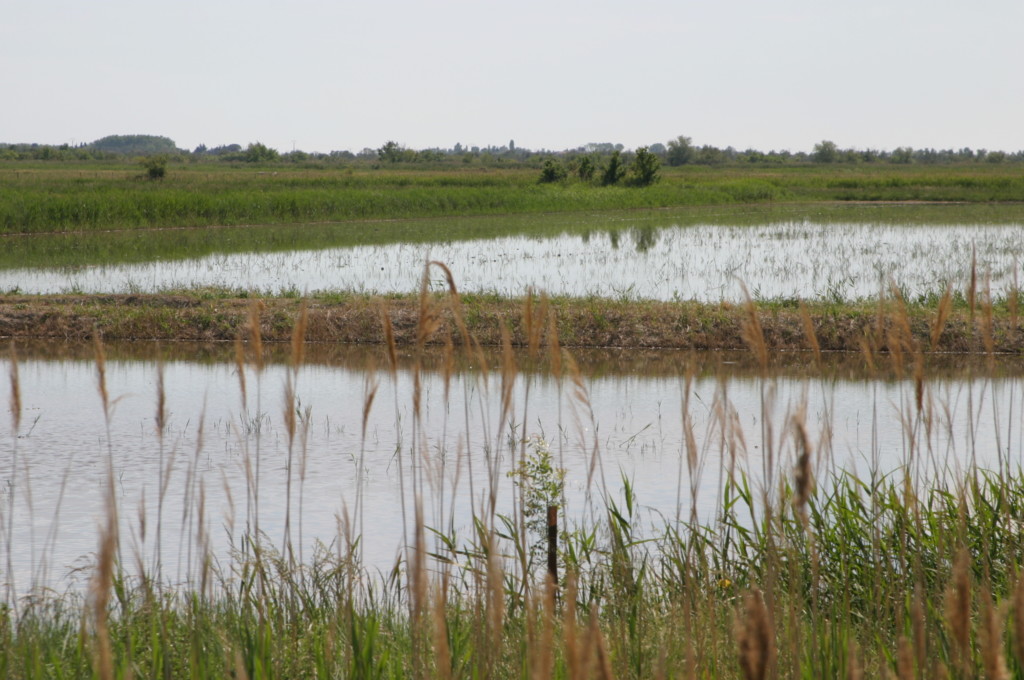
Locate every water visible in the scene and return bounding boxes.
[2,344,1020,596]
[2,217,1023,301]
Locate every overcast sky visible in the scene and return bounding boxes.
[3,0,1022,155]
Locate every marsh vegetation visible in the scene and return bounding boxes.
[3,268,1024,678]
[2,156,1024,677]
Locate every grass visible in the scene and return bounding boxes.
[2,268,1024,678]
[2,162,1024,236]
[0,285,1022,354]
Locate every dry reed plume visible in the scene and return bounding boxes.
[736,588,776,680]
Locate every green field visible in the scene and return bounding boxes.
[3,161,1024,236]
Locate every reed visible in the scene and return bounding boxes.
[3,162,1024,236]
[5,265,1024,678]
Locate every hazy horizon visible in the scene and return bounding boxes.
[4,0,1022,156]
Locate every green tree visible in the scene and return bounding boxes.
[91,134,178,155]
[666,135,694,166]
[508,435,565,567]
[538,158,567,183]
[575,155,596,182]
[629,146,660,186]
[377,141,404,163]
[601,150,626,186]
[243,142,279,163]
[890,147,913,164]
[812,140,838,163]
[696,145,728,165]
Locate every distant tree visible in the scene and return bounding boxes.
[538,158,567,183]
[243,142,279,163]
[509,139,516,152]
[629,147,660,186]
[209,144,242,155]
[378,140,403,163]
[601,150,626,186]
[418,148,444,162]
[666,135,695,166]
[91,134,178,155]
[648,142,667,156]
[987,150,1007,163]
[696,145,728,165]
[575,155,596,182]
[812,140,838,163]
[890,147,913,164]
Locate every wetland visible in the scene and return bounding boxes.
[3,161,1024,677]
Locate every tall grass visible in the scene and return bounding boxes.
[3,162,1024,235]
[3,265,1024,678]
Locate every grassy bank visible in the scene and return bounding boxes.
[3,162,1024,235]
[0,289,1021,354]
[3,282,1024,679]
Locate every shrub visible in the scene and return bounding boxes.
[629,146,660,186]
[538,158,567,184]
[600,150,626,186]
[142,156,167,180]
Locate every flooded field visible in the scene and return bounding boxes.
[2,342,1020,596]
[2,205,1023,301]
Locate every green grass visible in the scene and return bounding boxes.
[3,162,1024,237]
[8,467,1024,679]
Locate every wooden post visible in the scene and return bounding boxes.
[547,505,558,585]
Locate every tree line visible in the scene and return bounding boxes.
[2,133,1023,167]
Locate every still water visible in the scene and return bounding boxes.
[2,216,1022,301]
[1,344,1020,595]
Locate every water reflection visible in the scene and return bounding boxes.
[1,342,1021,595]
[2,207,1022,301]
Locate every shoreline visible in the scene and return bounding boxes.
[1,293,1020,355]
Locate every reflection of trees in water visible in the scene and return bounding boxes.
[604,225,658,251]
[631,225,658,253]
[608,229,620,250]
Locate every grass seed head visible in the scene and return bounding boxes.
[980,584,1010,680]
[8,342,20,432]
[798,300,821,366]
[791,405,814,519]
[290,300,308,369]
[739,283,768,372]
[736,587,776,680]
[945,548,971,671]
[930,283,953,351]
[246,300,265,372]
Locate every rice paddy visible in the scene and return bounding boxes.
[2,207,1023,303]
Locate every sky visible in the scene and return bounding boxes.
[3,0,1023,155]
